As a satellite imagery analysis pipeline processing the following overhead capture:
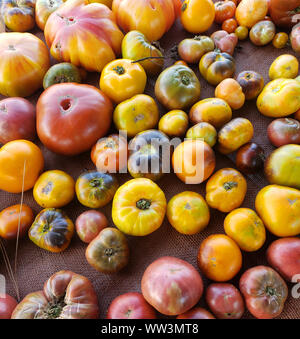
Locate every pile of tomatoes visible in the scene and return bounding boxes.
[0,0,300,320]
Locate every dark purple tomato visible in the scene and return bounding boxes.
[267,118,300,147]
[236,142,265,174]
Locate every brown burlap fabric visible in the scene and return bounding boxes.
[1,7,300,319]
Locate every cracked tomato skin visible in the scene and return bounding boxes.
[141,256,204,316]
[239,266,288,319]
[11,270,99,319]
[44,0,124,72]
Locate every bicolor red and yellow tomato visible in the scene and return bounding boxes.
[35,0,65,30]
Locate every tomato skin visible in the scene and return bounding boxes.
[100,59,147,104]
[2,0,35,32]
[291,23,300,54]
[222,18,238,33]
[236,142,265,174]
[235,26,248,40]
[43,63,81,89]
[197,234,242,282]
[255,185,300,237]
[0,140,44,194]
[178,36,215,64]
[11,270,99,319]
[112,178,167,236]
[236,0,268,28]
[269,0,300,28]
[0,98,36,144]
[177,307,215,319]
[206,283,245,319]
[267,237,300,282]
[250,20,276,46]
[236,70,264,100]
[211,30,238,55]
[239,266,288,319]
[45,0,124,72]
[214,1,236,24]
[86,227,129,274]
[76,210,108,243]
[215,78,245,110]
[186,122,217,148]
[269,55,299,80]
[0,204,34,240]
[141,256,204,316]
[0,294,18,319]
[267,118,300,147]
[107,292,156,319]
[181,0,215,34]
[35,0,65,30]
[159,110,189,137]
[272,32,289,48]
[0,33,50,97]
[155,65,201,110]
[37,83,113,156]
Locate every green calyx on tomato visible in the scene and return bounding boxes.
[136,198,152,210]
[113,66,125,75]
[224,181,238,191]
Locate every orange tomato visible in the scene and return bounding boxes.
[197,234,242,281]
[215,79,245,110]
[236,0,268,28]
[172,140,216,184]
[206,168,247,213]
[0,204,34,240]
[0,140,44,194]
[2,0,35,32]
[214,1,236,24]
[222,18,238,33]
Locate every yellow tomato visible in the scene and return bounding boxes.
[236,0,268,28]
[206,168,247,213]
[158,110,189,137]
[33,170,75,208]
[272,32,289,49]
[257,78,300,117]
[180,0,215,34]
[224,208,266,252]
[112,178,167,236]
[167,191,210,235]
[269,55,299,80]
[255,185,300,237]
[186,122,217,147]
[100,59,147,103]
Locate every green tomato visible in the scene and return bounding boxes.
[43,62,81,89]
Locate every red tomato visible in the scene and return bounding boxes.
[177,307,215,319]
[0,294,18,319]
[36,83,113,156]
[141,256,203,316]
[107,292,156,319]
[214,1,236,24]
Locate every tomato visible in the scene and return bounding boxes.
[236,142,265,174]
[178,36,215,64]
[186,122,217,148]
[155,65,201,110]
[167,191,210,235]
[112,0,181,42]
[128,130,171,181]
[122,31,164,76]
[200,51,235,86]
[267,118,300,147]
[236,0,268,28]
[257,79,300,117]
[249,20,276,46]
[180,0,215,34]
[35,0,64,30]
[189,98,232,129]
[76,171,118,209]
[45,0,124,72]
[11,270,99,319]
[86,227,129,273]
[37,83,113,156]
[211,30,238,55]
[158,110,189,137]
[272,32,289,48]
[76,210,108,243]
[107,292,156,319]
[1,0,35,32]
[235,26,249,40]
[43,63,81,90]
[100,59,147,104]
[172,139,216,185]
[269,55,299,80]
[206,168,247,213]
[174,60,188,66]
[269,0,300,28]
[222,18,238,33]
[0,98,36,144]
[224,208,266,252]
[0,204,33,240]
[239,266,288,319]
[141,256,204,316]
[91,134,128,173]
[177,308,215,319]
[214,1,236,24]
[0,33,50,97]
[236,70,264,100]
[0,140,44,194]
[255,185,300,237]
[291,23,300,54]
[215,79,245,110]
[265,144,300,189]
[0,294,18,319]
[113,94,159,137]
[267,237,300,282]
[29,208,74,253]
[112,178,167,236]
[206,283,245,319]
[92,0,112,7]
[197,234,242,282]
